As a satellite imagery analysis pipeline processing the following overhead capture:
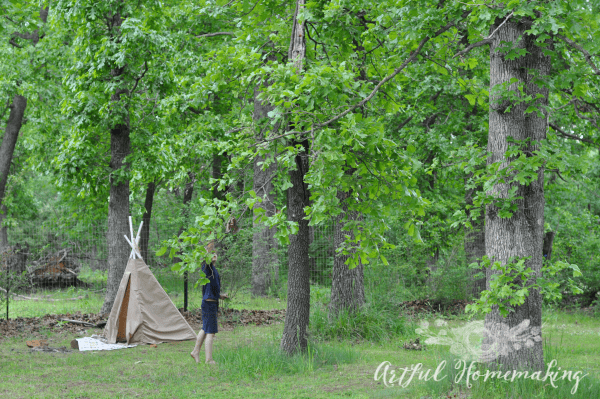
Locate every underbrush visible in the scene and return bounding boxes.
[310,302,411,342]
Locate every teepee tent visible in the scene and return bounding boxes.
[103,217,197,344]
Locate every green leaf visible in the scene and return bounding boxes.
[465,94,477,106]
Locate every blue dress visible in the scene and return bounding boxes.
[201,262,220,334]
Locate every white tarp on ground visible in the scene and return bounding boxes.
[76,336,136,351]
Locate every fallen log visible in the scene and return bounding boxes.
[0,288,84,301]
[60,318,107,328]
[59,319,96,327]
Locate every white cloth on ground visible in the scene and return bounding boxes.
[76,336,136,351]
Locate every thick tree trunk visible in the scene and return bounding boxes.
[281,141,310,354]
[101,122,131,315]
[251,70,278,297]
[140,181,157,262]
[483,16,550,372]
[1,7,47,212]
[329,192,365,318]
[0,95,27,211]
[465,187,486,297]
[281,0,309,354]
[0,7,48,221]
[100,16,131,314]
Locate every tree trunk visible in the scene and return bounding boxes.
[483,16,549,372]
[281,0,309,355]
[329,191,365,318]
[174,173,194,311]
[251,66,278,297]
[0,204,8,250]
[425,248,440,293]
[0,95,27,212]
[308,223,316,280]
[100,17,131,314]
[465,186,486,297]
[281,140,310,354]
[102,118,131,296]
[100,122,131,315]
[226,152,245,198]
[542,231,555,262]
[212,152,224,201]
[0,7,47,212]
[140,181,157,262]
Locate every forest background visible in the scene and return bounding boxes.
[0,0,599,371]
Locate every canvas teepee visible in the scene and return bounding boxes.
[103,217,197,344]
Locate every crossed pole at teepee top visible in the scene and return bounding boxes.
[124,216,144,260]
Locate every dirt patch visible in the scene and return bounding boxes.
[0,312,105,341]
[181,308,286,330]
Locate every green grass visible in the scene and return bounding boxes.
[225,287,287,311]
[5,288,106,318]
[1,306,598,398]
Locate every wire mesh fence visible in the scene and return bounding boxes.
[1,219,336,319]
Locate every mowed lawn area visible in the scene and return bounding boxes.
[1,309,600,399]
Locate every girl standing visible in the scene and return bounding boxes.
[190,249,227,364]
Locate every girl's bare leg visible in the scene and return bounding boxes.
[205,333,216,364]
[190,329,206,363]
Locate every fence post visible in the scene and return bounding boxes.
[184,270,188,312]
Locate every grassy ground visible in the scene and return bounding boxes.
[1,307,599,398]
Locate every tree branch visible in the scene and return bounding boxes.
[486,11,513,40]
[316,19,458,128]
[453,38,493,58]
[130,61,148,94]
[556,34,600,75]
[196,32,235,38]
[12,32,36,40]
[573,101,600,130]
[257,11,471,146]
[187,106,204,115]
[397,115,414,131]
[549,122,595,144]
[8,38,22,48]
[453,11,513,59]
